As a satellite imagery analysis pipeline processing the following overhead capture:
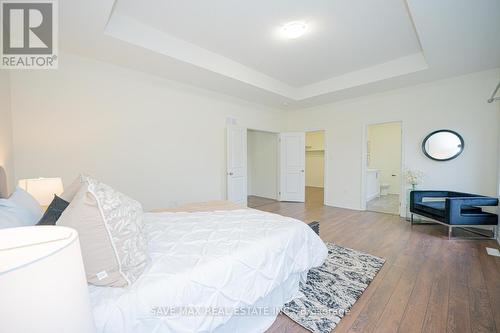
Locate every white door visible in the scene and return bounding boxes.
[279,132,305,202]
[226,126,247,205]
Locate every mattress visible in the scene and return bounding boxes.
[89,209,327,333]
[151,200,243,213]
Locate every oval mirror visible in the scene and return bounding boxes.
[422,130,464,161]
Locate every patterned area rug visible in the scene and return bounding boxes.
[282,242,385,333]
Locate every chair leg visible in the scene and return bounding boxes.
[410,213,414,227]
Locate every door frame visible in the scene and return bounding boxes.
[226,121,279,204]
[228,125,329,206]
[360,120,404,216]
[246,127,280,201]
[242,127,332,206]
[302,128,328,206]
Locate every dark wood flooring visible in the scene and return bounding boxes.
[248,188,500,333]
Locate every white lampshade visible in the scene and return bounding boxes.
[18,177,64,206]
[0,226,95,333]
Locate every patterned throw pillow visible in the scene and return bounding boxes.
[57,177,148,287]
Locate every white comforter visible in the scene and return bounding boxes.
[89,209,327,333]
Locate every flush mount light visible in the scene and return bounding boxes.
[281,21,308,39]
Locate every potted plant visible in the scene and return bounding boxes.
[405,169,424,190]
[404,169,424,221]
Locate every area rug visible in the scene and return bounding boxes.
[282,242,385,333]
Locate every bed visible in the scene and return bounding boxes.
[0,169,327,333]
[89,202,327,333]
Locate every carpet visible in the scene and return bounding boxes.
[282,242,385,333]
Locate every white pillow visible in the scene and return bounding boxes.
[0,187,43,228]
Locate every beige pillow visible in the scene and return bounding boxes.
[59,175,85,202]
[57,177,148,287]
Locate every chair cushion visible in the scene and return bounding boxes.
[415,202,446,217]
[415,201,482,218]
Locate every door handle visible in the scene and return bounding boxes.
[301,170,304,173]
[228,172,234,176]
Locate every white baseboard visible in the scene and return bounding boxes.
[324,201,364,211]
[366,193,379,201]
[248,193,277,201]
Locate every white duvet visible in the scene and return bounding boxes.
[89,209,327,333]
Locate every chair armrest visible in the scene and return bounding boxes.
[445,197,499,224]
[448,191,487,198]
[446,197,498,207]
[410,191,449,210]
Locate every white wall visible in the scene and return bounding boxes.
[287,69,500,212]
[305,131,324,188]
[367,122,402,195]
[0,71,14,195]
[6,52,500,221]
[9,53,285,210]
[247,130,278,199]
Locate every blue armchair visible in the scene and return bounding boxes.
[410,190,498,239]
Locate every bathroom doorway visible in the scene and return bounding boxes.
[364,122,402,215]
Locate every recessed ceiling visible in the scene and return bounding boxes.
[58,0,500,109]
[113,0,422,87]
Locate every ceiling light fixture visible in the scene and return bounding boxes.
[281,21,308,39]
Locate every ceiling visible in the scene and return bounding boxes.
[113,0,422,87]
[59,0,500,109]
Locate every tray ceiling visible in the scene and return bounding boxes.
[59,0,500,109]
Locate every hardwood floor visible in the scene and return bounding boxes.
[248,193,500,333]
[248,186,325,209]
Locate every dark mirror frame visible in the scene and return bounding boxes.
[422,129,465,161]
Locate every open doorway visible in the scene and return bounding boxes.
[305,131,325,206]
[227,127,326,208]
[246,129,279,208]
[365,122,402,215]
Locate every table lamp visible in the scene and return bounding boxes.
[0,226,95,333]
[18,177,64,206]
